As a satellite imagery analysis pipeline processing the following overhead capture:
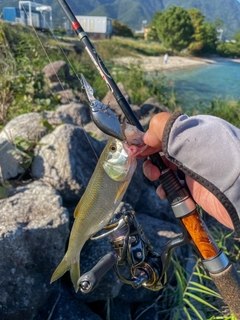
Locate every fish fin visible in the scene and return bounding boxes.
[50,254,70,284]
[50,256,80,292]
[114,180,128,203]
[70,261,80,292]
[73,195,94,218]
[73,199,82,218]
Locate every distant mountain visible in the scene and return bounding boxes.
[1,0,240,37]
[87,0,240,37]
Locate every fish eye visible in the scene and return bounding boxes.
[109,144,117,152]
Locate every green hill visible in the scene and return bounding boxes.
[1,0,240,37]
[88,0,240,37]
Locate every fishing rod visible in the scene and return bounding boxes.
[56,0,240,317]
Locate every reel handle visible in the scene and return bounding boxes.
[77,252,117,293]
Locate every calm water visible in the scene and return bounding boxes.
[162,60,240,111]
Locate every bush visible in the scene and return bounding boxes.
[217,42,240,58]
[203,99,240,127]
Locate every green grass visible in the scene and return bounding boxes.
[134,254,239,320]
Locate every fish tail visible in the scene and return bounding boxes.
[50,254,80,292]
[50,254,70,284]
[70,261,80,293]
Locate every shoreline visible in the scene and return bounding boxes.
[113,55,240,72]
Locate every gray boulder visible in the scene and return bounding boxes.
[0,112,52,180]
[45,290,103,320]
[139,97,171,129]
[102,82,131,107]
[0,181,69,320]
[43,102,91,127]
[57,89,77,104]
[135,179,174,222]
[84,121,110,141]
[140,97,171,117]
[32,124,104,202]
[1,112,49,142]
[42,60,72,83]
[101,83,141,122]
[0,136,25,180]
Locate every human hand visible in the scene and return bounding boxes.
[141,112,234,230]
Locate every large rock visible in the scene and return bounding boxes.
[56,89,77,104]
[135,178,175,222]
[102,82,131,107]
[0,113,51,180]
[43,102,91,127]
[0,181,69,319]
[35,289,103,320]
[0,136,25,180]
[42,60,72,83]
[1,112,49,142]
[140,97,171,117]
[84,121,110,141]
[101,83,141,122]
[32,124,104,202]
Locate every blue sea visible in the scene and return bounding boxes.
[162,60,240,112]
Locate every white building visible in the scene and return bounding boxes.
[76,16,112,39]
[3,1,52,30]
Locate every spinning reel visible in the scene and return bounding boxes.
[77,210,184,294]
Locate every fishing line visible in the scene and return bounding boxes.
[19,1,99,160]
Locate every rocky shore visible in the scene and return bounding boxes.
[0,59,231,319]
[0,60,187,320]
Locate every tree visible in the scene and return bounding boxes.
[112,20,133,38]
[233,30,240,43]
[146,11,162,41]
[187,8,206,52]
[202,22,218,53]
[155,6,194,52]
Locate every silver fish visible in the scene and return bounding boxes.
[50,130,145,292]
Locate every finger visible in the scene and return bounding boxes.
[143,112,171,148]
[137,146,161,158]
[156,184,167,199]
[143,160,161,181]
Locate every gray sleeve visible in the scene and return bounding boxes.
[162,111,240,235]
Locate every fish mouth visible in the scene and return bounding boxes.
[123,141,147,157]
[122,123,147,157]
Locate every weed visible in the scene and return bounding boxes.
[134,255,237,320]
[202,99,240,127]
[8,136,36,170]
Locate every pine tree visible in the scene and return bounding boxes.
[155,6,194,52]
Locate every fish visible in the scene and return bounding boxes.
[50,126,146,292]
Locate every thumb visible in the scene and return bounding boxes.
[143,112,171,148]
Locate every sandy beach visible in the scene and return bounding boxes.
[113,55,240,72]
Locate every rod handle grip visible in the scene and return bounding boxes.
[210,263,240,319]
